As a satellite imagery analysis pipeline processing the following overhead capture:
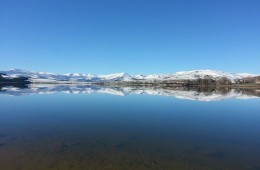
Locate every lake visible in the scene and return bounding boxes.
[0,85,260,170]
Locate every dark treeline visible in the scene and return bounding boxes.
[159,76,260,86]
[105,76,260,87]
[236,76,260,84]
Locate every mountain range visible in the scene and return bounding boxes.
[0,69,259,84]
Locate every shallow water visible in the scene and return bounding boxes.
[0,86,260,170]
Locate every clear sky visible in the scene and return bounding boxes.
[0,0,260,74]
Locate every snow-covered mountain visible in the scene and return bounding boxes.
[142,70,258,81]
[0,69,258,83]
[0,69,135,83]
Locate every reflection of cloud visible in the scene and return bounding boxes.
[0,85,259,102]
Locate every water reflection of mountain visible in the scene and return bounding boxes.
[0,83,29,91]
[1,84,259,101]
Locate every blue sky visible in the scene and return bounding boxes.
[0,0,260,74]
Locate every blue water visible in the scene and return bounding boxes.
[0,92,260,169]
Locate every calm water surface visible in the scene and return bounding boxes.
[0,90,260,170]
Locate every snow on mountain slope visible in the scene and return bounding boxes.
[141,70,258,82]
[236,73,258,77]
[0,69,258,83]
[173,70,256,80]
[145,70,255,80]
[98,73,134,81]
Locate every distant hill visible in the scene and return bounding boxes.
[0,73,30,89]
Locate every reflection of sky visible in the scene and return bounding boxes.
[0,93,260,144]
